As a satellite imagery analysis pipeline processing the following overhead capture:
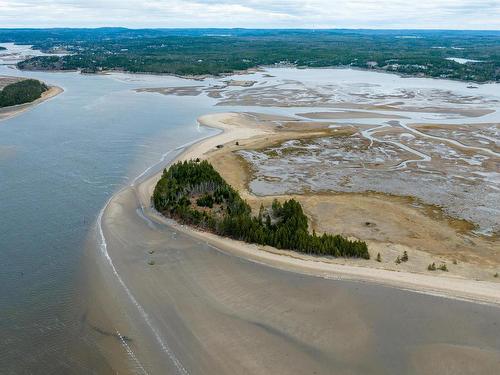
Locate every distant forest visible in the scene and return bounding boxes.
[1,28,498,81]
[0,79,47,108]
[153,160,370,259]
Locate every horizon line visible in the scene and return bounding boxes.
[1,27,499,32]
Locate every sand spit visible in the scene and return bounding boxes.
[223,79,257,87]
[93,113,500,374]
[0,85,63,122]
[137,112,500,305]
[95,111,500,374]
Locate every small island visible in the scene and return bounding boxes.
[0,79,48,108]
[0,77,62,122]
[153,159,369,259]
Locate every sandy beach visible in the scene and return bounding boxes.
[0,85,63,122]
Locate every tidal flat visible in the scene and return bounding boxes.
[239,122,500,235]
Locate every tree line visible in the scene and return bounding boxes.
[153,160,369,259]
[8,28,499,82]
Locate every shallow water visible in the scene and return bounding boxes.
[1,47,499,373]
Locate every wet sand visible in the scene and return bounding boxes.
[297,110,408,120]
[92,112,500,374]
[135,86,204,96]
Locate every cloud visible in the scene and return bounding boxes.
[0,0,498,29]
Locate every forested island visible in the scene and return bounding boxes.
[0,79,48,108]
[1,28,498,81]
[153,160,369,259]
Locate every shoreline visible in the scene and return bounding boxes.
[0,85,63,122]
[126,112,500,306]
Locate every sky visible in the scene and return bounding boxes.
[0,0,499,30]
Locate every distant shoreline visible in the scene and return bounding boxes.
[17,63,499,85]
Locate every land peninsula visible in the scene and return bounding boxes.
[142,112,500,305]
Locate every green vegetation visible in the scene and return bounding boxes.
[196,193,214,208]
[153,160,369,258]
[0,28,497,81]
[0,79,48,108]
[428,262,448,271]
